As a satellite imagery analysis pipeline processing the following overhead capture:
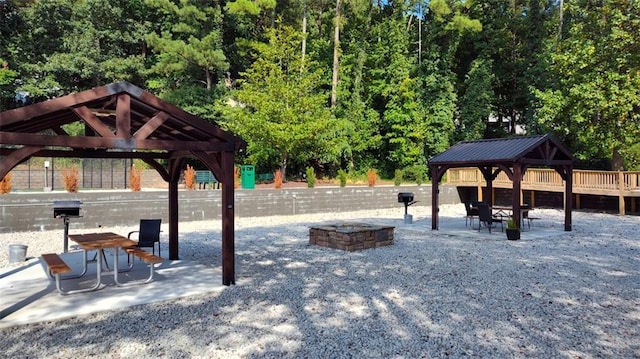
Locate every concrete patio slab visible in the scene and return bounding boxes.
[0,249,226,329]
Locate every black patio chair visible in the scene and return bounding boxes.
[477,203,504,233]
[128,219,162,257]
[522,206,540,229]
[464,201,479,227]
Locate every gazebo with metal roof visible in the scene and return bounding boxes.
[428,134,575,231]
[0,81,246,285]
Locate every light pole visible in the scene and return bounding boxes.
[44,160,51,191]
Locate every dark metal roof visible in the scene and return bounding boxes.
[429,134,574,167]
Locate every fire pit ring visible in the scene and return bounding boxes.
[309,222,394,251]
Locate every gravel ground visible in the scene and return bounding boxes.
[0,205,639,358]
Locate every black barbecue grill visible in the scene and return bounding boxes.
[398,192,417,215]
[53,200,82,253]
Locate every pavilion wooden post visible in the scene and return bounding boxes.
[512,163,522,229]
[167,158,184,260]
[168,179,179,259]
[476,168,483,202]
[431,176,439,230]
[564,165,573,231]
[479,167,494,206]
[221,151,236,285]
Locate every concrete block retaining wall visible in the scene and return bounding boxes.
[0,185,460,233]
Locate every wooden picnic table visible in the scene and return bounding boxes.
[42,232,141,294]
[491,205,537,228]
[69,232,137,251]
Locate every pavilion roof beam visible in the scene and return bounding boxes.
[0,146,42,179]
[73,106,116,138]
[115,94,131,138]
[134,112,169,140]
[0,132,235,152]
[0,148,171,160]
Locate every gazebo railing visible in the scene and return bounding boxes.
[446,167,640,196]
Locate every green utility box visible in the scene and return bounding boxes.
[241,165,255,189]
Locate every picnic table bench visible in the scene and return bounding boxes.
[121,247,163,285]
[195,170,219,189]
[42,253,72,277]
[257,173,275,182]
[41,252,101,295]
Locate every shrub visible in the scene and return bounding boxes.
[404,165,427,186]
[0,173,11,194]
[130,166,141,192]
[62,167,79,192]
[337,169,347,187]
[306,167,316,188]
[393,169,403,186]
[234,166,240,189]
[184,165,196,190]
[274,169,283,189]
[367,168,377,187]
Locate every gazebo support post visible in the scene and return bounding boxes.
[196,151,237,286]
[168,157,184,260]
[168,179,179,259]
[221,151,236,285]
[479,167,495,206]
[431,175,439,230]
[512,163,522,229]
[564,165,573,231]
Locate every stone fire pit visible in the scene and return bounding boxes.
[309,223,394,251]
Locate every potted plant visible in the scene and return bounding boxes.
[505,219,520,240]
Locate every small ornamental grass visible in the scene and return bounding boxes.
[130,166,141,192]
[0,173,12,194]
[367,168,377,187]
[507,218,518,230]
[337,169,347,187]
[62,167,79,193]
[274,169,283,189]
[184,165,196,190]
[393,169,403,186]
[234,166,240,188]
[306,167,316,188]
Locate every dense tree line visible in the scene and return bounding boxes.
[1,0,639,178]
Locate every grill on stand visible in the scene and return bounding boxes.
[397,192,418,224]
[53,200,82,253]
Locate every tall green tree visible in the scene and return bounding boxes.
[15,0,150,99]
[223,0,276,77]
[460,0,553,136]
[420,0,480,157]
[457,56,495,141]
[145,0,228,91]
[334,0,380,171]
[0,59,18,111]
[220,25,346,178]
[0,1,23,110]
[535,0,640,169]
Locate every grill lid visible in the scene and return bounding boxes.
[397,192,414,203]
[53,200,82,218]
[53,200,82,208]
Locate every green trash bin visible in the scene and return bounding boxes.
[241,165,255,189]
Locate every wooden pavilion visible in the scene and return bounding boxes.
[428,135,575,231]
[0,82,246,285]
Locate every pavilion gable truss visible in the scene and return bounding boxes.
[0,82,245,285]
